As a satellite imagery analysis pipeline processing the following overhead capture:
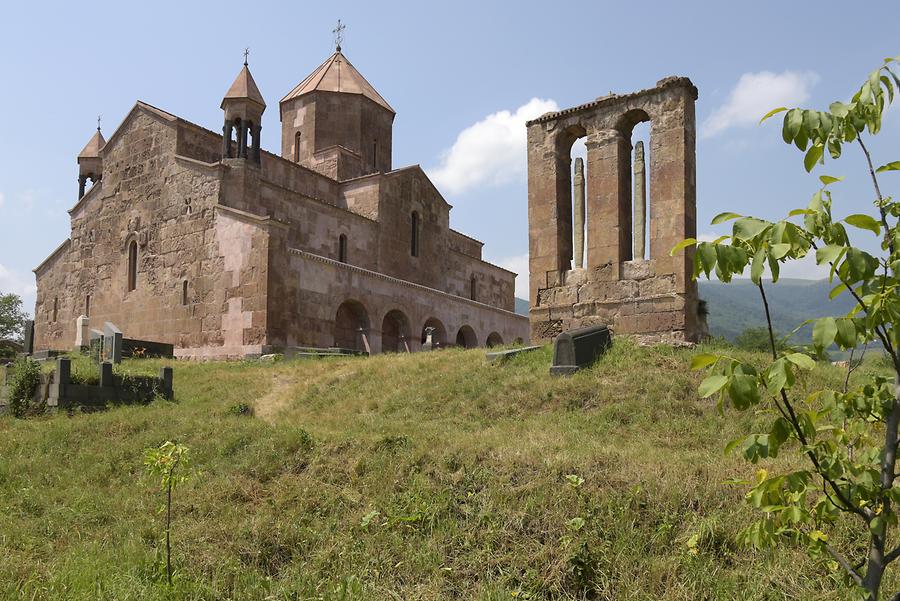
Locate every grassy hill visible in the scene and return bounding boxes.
[0,344,891,600]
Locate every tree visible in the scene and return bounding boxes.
[672,57,900,600]
[0,292,29,342]
[735,326,785,353]
[144,441,191,586]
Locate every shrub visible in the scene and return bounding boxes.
[8,357,42,418]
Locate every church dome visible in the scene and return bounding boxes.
[280,49,393,114]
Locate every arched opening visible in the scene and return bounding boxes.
[410,211,420,257]
[486,332,503,348]
[381,309,411,353]
[455,325,478,349]
[557,124,588,270]
[334,300,370,353]
[421,317,446,348]
[85,294,91,318]
[338,234,348,263]
[181,280,189,306]
[469,274,477,301]
[127,240,138,292]
[294,131,302,162]
[616,109,652,261]
[372,138,378,168]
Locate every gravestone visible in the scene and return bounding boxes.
[74,315,90,351]
[102,322,123,364]
[550,325,612,376]
[23,320,34,355]
[421,326,436,352]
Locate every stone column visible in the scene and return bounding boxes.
[586,129,632,274]
[74,315,90,351]
[237,122,248,158]
[633,141,646,260]
[78,175,87,199]
[573,157,586,269]
[252,125,262,164]
[222,120,233,158]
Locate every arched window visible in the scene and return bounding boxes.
[294,131,301,162]
[411,212,420,257]
[338,234,348,263]
[52,297,58,322]
[470,274,477,301]
[127,240,138,292]
[181,280,189,306]
[85,294,91,317]
[373,138,378,168]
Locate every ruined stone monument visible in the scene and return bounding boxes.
[526,77,700,344]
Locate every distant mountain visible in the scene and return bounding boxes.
[514,279,857,343]
[515,297,529,316]
[699,278,856,342]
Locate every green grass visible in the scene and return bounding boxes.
[0,341,893,600]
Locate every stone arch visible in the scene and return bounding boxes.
[455,325,478,349]
[334,299,371,353]
[552,124,589,272]
[614,108,652,260]
[421,317,446,347]
[381,309,411,353]
[486,332,504,348]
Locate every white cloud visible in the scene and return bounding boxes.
[429,98,559,196]
[0,192,5,209]
[495,253,530,299]
[702,70,819,138]
[0,263,37,315]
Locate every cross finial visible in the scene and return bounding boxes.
[97,115,101,132]
[332,19,345,51]
[243,47,250,66]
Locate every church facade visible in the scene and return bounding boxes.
[33,50,528,358]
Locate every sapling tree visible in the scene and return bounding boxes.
[672,57,900,600]
[144,441,191,586]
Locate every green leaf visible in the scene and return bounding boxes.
[760,106,788,123]
[812,317,837,350]
[815,245,845,265]
[834,318,858,350]
[785,353,816,370]
[733,217,770,241]
[751,248,765,284]
[711,212,743,225]
[699,375,728,398]
[729,372,761,409]
[819,175,844,185]
[804,144,823,172]
[670,238,697,256]
[788,208,814,217]
[844,214,881,235]
[829,282,847,300]
[770,243,791,260]
[691,354,719,370]
[876,160,900,173]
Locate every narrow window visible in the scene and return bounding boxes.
[338,234,348,263]
[85,294,91,317]
[52,297,58,322]
[470,275,477,301]
[411,212,420,257]
[294,131,302,162]
[181,280,189,306]
[373,139,378,168]
[127,240,138,292]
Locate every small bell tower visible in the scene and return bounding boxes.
[77,118,105,199]
[221,50,266,163]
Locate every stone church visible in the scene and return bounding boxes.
[33,49,529,359]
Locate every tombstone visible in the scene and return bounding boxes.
[22,320,34,355]
[421,326,436,352]
[550,325,612,376]
[88,329,104,361]
[74,315,90,351]
[99,361,114,387]
[102,322,123,364]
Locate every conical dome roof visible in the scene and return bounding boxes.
[78,129,106,159]
[222,65,266,109]
[280,50,393,113]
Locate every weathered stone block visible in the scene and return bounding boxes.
[550,325,612,375]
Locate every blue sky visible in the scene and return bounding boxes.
[1,0,898,310]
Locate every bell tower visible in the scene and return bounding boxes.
[77,119,105,199]
[221,51,266,164]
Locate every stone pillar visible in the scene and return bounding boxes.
[160,366,173,399]
[78,175,87,199]
[586,129,632,274]
[99,361,114,387]
[573,157,586,269]
[237,122,248,158]
[633,141,647,260]
[251,124,262,164]
[222,120,233,158]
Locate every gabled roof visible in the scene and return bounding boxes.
[78,129,106,159]
[280,50,394,113]
[222,65,266,109]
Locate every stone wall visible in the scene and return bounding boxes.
[526,77,699,343]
